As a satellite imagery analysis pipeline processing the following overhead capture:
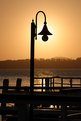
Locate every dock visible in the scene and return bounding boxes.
[0,76,81,121]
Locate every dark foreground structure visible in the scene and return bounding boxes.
[0,76,81,121]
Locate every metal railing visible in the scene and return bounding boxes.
[0,77,81,121]
[34,76,81,92]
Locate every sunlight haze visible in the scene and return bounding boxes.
[0,0,81,60]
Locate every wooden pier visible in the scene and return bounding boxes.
[0,76,81,121]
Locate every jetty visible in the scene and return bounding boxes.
[0,76,81,121]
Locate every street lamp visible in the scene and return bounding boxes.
[30,11,52,95]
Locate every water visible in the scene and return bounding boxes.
[0,68,81,86]
[0,69,81,121]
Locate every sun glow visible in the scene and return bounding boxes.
[35,20,56,59]
[0,0,81,60]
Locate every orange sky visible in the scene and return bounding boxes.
[0,0,81,60]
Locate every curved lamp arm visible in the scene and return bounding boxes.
[35,11,46,39]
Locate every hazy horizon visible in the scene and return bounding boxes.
[0,56,81,61]
[0,0,81,60]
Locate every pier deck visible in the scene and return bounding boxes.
[0,76,81,121]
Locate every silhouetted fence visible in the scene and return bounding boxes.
[34,76,81,92]
[0,77,81,121]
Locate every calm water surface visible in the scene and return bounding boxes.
[0,68,81,86]
[0,69,81,121]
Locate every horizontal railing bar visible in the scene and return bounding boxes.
[0,86,29,89]
[34,83,81,86]
[34,76,81,79]
[0,86,78,88]
[0,86,81,90]
[35,83,81,85]
[33,87,81,90]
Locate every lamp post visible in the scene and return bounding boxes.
[30,11,52,95]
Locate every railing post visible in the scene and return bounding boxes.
[15,78,30,121]
[70,78,72,87]
[16,78,22,91]
[42,78,43,92]
[53,78,54,91]
[61,78,63,87]
[45,78,49,92]
[1,79,9,121]
[15,78,22,107]
[80,78,81,87]
[49,78,53,92]
[53,77,54,88]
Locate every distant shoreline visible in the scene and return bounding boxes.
[0,58,81,69]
